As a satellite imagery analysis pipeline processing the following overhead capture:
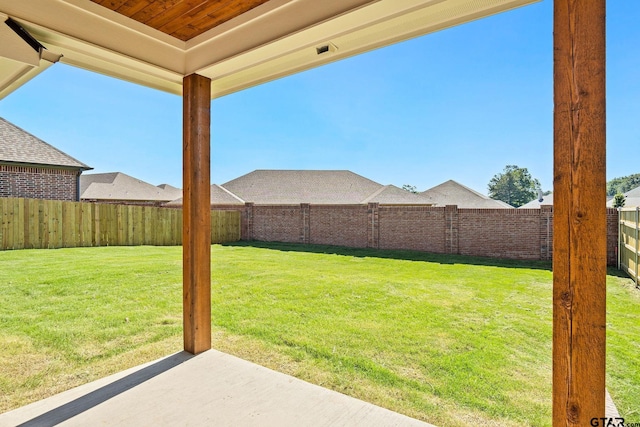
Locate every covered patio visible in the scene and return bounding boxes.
[0,350,432,426]
[1,0,608,425]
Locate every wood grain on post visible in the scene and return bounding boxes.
[553,0,606,425]
[183,73,212,355]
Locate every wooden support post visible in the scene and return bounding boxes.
[183,73,212,354]
[553,0,606,425]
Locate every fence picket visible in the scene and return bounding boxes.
[0,198,240,250]
[618,207,640,286]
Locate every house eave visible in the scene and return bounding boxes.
[0,0,539,99]
[0,160,92,171]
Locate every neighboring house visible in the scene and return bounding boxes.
[607,185,640,208]
[80,172,181,205]
[220,170,432,205]
[421,180,513,209]
[157,184,183,202]
[361,184,433,205]
[165,184,245,208]
[520,193,554,208]
[0,117,92,201]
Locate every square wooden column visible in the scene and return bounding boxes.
[183,73,212,354]
[553,0,606,425]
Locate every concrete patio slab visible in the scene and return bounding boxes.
[0,350,434,427]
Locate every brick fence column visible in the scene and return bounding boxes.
[300,203,310,244]
[445,205,459,254]
[540,205,553,261]
[242,202,254,241]
[367,202,379,249]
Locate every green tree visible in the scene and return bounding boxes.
[402,184,418,194]
[613,193,626,208]
[607,173,640,196]
[488,165,542,208]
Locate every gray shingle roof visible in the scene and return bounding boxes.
[519,193,553,208]
[80,172,178,202]
[164,184,244,207]
[0,117,91,170]
[625,185,640,198]
[157,184,183,201]
[221,170,385,205]
[362,185,434,205]
[606,185,640,208]
[421,180,513,208]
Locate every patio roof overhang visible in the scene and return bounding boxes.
[0,0,537,99]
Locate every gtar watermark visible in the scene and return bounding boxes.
[590,418,640,427]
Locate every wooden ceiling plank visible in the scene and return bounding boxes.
[131,0,183,24]
[116,0,153,17]
[188,2,262,33]
[165,0,268,39]
[91,0,129,9]
[158,0,230,35]
[91,0,271,41]
[146,0,214,30]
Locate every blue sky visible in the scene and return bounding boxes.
[1,0,638,194]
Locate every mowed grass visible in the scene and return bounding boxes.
[0,243,637,426]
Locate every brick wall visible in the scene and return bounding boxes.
[0,164,79,201]
[252,205,301,243]
[458,208,541,260]
[241,203,619,265]
[309,205,368,248]
[378,205,446,252]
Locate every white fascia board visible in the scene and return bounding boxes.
[0,0,186,73]
[25,23,184,94]
[0,58,40,100]
[201,0,538,98]
[184,0,378,74]
[0,12,41,66]
[0,11,60,100]
[0,0,539,99]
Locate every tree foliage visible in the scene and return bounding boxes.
[402,184,418,194]
[488,165,542,208]
[607,173,640,196]
[613,193,626,208]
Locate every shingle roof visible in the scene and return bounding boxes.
[421,180,513,208]
[519,193,554,208]
[625,185,640,198]
[164,184,245,207]
[221,170,386,205]
[362,185,434,205]
[0,117,91,170]
[606,185,640,208]
[157,184,183,201]
[80,172,178,202]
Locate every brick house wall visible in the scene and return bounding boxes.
[0,164,80,201]
[241,202,619,265]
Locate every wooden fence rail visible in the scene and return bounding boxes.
[618,207,640,286]
[0,198,240,250]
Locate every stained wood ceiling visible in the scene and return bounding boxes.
[90,0,271,41]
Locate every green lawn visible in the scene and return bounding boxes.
[0,243,637,426]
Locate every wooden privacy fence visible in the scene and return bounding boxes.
[0,197,241,250]
[618,207,639,286]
